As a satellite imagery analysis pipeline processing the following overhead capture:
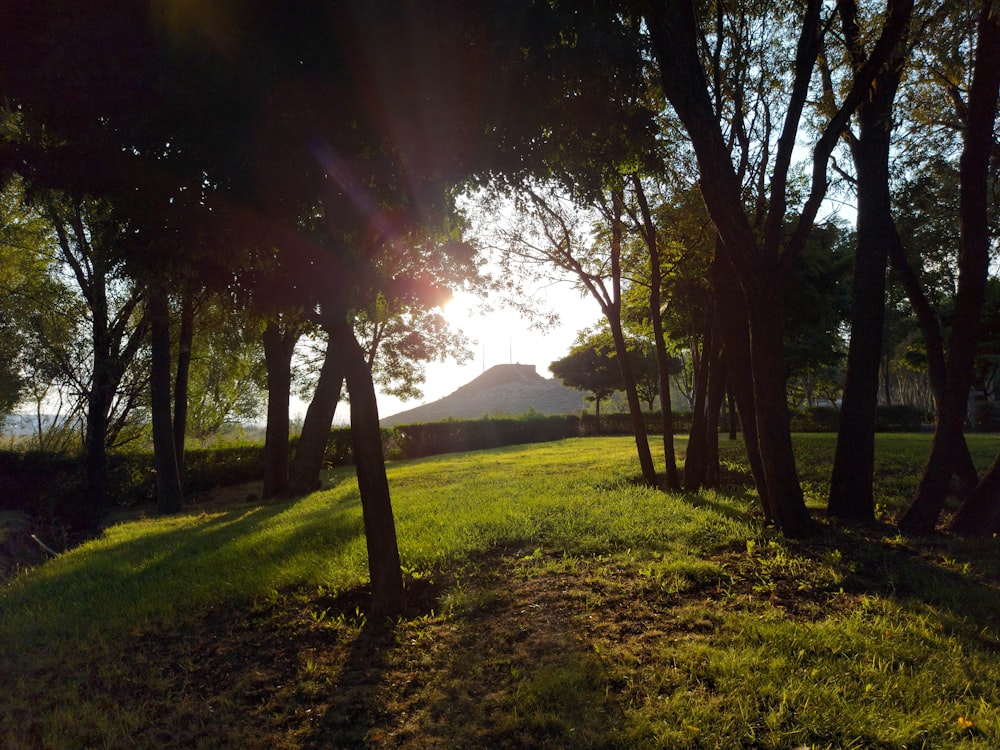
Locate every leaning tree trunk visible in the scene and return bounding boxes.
[285,332,345,497]
[604,187,657,487]
[948,452,1000,536]
[149,285,182,514]
[887,232,981,496]
[608,313,658,487]
[899,0,1000,534]
[261,319,300,500]
[329,319,404,620]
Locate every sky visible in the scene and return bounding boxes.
[361,280,601,421]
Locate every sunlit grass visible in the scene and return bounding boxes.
[3,433,1000,748]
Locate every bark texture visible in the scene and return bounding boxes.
[285,333,344,497]
[829,0,911,521]
[261,320,300,499]
[899,1,1000,534]
[330,320,404,619]
[149,286,182,514]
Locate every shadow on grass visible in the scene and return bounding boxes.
[309,550,627,749]
[0,495,367,656]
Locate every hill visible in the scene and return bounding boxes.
[380,363,583,426]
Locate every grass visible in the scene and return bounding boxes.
[2,433,999,748]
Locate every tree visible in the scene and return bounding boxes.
[285,330,343,498]
[900,0,1000,534]
[551,330,625,428]
[183,298,267,444]
[37,193,148,512]
[0,0,664,614]
[0,176,63,420]
[640,0,914,535]
[493,182,658,485]
[626,173,684,489]
[261,315,304,500]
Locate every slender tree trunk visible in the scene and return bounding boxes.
[887,233,980,496]
[899,1,999,534]
[608,315,658,486]
[261,319,299,500]
[828,21,908,521]
[286,332,344,497]
[84,316,112,513]
[330,319,404,619]
[149,285,182,514]
[632,174,680,489]
[704,348,727,489]
[172,293,195,486]
[684,327,713,491]
[606,187,657,486]
[949,452,1000,536]
[727,388,737,441]
[83,263,114,517]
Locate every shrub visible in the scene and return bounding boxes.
[973,401,1000,432]
[383,415,581,459]
[789,407,840,432]
[875,404,929,432]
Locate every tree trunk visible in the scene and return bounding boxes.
[644,1,814,534]
[704,347,727,489]
[261,319,300,500]
[632,173,680,490]
[713,248,769,516]
[684,329,711,491]
[172,292,195,487]
[285,332,344,497]
[887,233,981,497]
[608,315,658,487]
[149,285,183,514]
[949,453,1000,536]
[899,1,1000,534]
[83,320,112,514]
[83,263,114,517]
[828,21,908,522]
[329,319,404,620]
[606,187,657,487]
[748,295,812,537]
[727,388,737,441]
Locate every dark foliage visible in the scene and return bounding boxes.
[382,416,582,459]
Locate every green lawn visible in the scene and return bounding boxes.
[2,434,999,748]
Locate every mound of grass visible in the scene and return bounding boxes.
[2,434,1000,748]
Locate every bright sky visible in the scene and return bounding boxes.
[374,282,600,420]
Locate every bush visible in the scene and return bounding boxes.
[875,404,929,432]
[382,415,581,459]
[0,450,87,527]
[183,445,266,491]
[789,407,840,432]
[580,411,699,436]
[973,400,1000,432]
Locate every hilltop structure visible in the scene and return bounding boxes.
[379,364,583,426]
